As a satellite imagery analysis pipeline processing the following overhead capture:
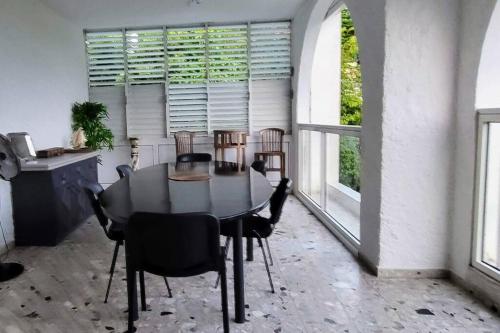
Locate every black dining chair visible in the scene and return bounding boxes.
[81,180,173,304]
[114,167,174,299]
[126,212,229,333]
[81,180,129,303]
[251,160,267,176]
[216,178,292,293]
[116,164,133,178]
[176,153,212,163]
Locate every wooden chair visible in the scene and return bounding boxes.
[213,130,247,166]
[254,128,285,178]
[174,131,194,157]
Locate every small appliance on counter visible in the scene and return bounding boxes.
[7,132,37,161]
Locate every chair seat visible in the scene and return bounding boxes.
[108,222,125,242]
[220,215,273,239]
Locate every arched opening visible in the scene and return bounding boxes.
[476,3,500,108]
[472,2,500,281]
[296,2,363,243]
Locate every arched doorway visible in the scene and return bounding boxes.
[296,2,363,245]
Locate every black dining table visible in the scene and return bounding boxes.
[99,161,273,324]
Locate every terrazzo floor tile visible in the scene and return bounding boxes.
[0,196,499,332]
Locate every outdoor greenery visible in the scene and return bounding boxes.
[71,102,114,151]
[339,8,362,192]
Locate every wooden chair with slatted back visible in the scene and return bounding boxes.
[254,128,285,178]
[213,130,247,166]
[174,131,194,157]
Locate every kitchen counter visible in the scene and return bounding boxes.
[20,151,99,171]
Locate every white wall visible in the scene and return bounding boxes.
[476,3,500,109]
[0,0,88,252]
[310,10,342,125]
[451,0,500,305]
[377,0,460,271]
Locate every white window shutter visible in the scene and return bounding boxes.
[168,83,208,134]
[249,22,291,133]
[126,83,167,138]
[126,29,166,85]
[208,25,248,82]
[249,22,291,80]
[89,86,127,141]
[208,81,249,131]
[167,27,207,133]
[86,31,125,87]
[250,79,291,134]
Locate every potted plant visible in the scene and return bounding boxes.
[71,102,114,151]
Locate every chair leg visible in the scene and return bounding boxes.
[139,270,146,311]
[214,237,231,289]
[220,259,230,333]
[163,277,173,298]
[257,237,275,293]
[264,238,273,266]
[104,241,120,303]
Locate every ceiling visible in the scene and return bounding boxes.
[39,0,309,29]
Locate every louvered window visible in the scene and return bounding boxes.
[250,22,291,80]
[86,31,125,86]
[126,29,166,84]
[85,21,292,139]
[167,27,207,133]
[249,22,292,133]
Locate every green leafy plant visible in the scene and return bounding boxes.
[71,102,114,151]
[339,8,362,191]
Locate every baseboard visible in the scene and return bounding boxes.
[375,268,450,279]
[450,269,500,311]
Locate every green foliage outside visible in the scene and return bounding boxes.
[71,102,114,151]
[339,9,362,192]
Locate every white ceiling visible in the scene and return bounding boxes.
[39,0,309,29]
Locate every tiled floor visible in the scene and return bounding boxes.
[1,196,499,332]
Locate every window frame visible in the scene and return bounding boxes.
[472,109,500,281]
[85,21,292,138]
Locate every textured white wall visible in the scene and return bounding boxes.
[0,0,88,252]
[378,0,460,270]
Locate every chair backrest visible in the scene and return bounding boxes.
[127,212,221,277]
[269,178,292,225]
[174,131,194,157]
[116,164,133,179]
[80,180,109,231]
[177,153,212,163]
[251,160,266,176]
[260,128,284,153]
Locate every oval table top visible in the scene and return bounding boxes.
[100,161,274,224]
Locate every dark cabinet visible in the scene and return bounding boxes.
[11,156,97,246]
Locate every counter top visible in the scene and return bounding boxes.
[20,151,99,171]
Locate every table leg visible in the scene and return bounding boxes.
[246,237,254,261]
[233,219,245,323]
[125,241,138,332]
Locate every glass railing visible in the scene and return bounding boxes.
[298,124,361,244]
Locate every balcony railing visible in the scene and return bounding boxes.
[297,123,361,251]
